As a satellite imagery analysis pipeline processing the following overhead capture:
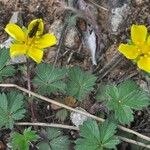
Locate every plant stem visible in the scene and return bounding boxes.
[26,59,36,122]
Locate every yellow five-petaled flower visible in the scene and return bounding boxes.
[118,24,150,73]
[5,19,57,63]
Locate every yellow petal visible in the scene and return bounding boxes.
[5,24,25,41]
[27,48,43,63]
[141,44,150,54]
[118,44,139,59]
[28,19,44,37]
[147,36,150,46]
[10,43,27,57]
[137,56,150,72]
[36,33,57,49]
[131,25,147,46]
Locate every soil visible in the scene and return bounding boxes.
[0,0,150,150]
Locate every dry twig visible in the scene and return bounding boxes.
[0,83,150,143]
[16,122,150,149]
[16,122,79,131]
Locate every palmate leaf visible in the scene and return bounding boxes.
[0,48,15,81]
[96,80,150,125]
[0,48,9,70]
[11,127,38,150]
[38,128,70,150]
[32,64,66,95]
[75,119,120,150]
[66,67,97,101]
[0,92,26,129]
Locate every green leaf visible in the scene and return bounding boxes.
[56,109,68,122]
[0,92,26,129]
[0,48,15,81]
[75,119,120,150]
[96,80,150,125]
[47,128,62,140]
[66,67,97,101]
[32,64,66,95]
[0,48,9,70]
[11,127,38,150]
[115,105,134,125]
[23,127,38,141]
[0,65,15,81]
[0,93,8,112]
[38,128,70,150]
[38,142,51,150]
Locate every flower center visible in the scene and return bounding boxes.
[137,44,150,60]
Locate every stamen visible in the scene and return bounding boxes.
[140,56,144,59]
[137,49,141,52]
[144,55,148,57]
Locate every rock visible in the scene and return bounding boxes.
[70,107,88,127]
[65,27,78,48]
[135,0,144,5]
[110,3,129,33]
[49,19,64,43]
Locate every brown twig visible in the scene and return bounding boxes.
[0,83,150,143]
[95,52,123,82]
[53,12,71,66]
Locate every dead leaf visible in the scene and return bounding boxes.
[65,96,77,107]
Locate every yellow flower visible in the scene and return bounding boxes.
[118,25,150,72]
[5,19,57,63]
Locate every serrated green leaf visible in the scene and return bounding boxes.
[96,80,150,125]
[0,93,8,112]
[0,92,25,129]
[12,109,26,120]
[0,65,15,79]
[11,127,38,150]
[75,138,100,150]
[115,105,134,124]
[103,137,120,149]
[0,48,15,81]
[47,128,62,140]
[122,90,150,109]
[11,133,26,150]
[75,119,120,150]
[7,92,24,113]
[99,120,117,143]
[80,119,100,141]
[24,127,38,141]
[38,128,70,150]
[38,142,51,150]
[32,64,66,95]
[118,80,138,99]
[50,136,70,150]
[0,48,9,70]
[66,67,97,101]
